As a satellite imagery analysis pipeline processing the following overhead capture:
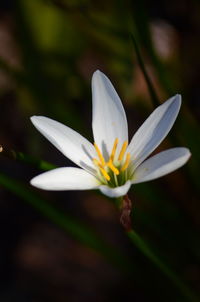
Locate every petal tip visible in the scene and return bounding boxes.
[175,93,182,105]
[30,115,42,123]
[176,147,192,163]
[30,116,50,127]
[30,177,38,188]
[94,69,101,73]
[92,69,104,81]
[171,94,182,111]
[30,116,38,126]
[163,93,182,117]
[30,115,36,121]
[185,148,192,160]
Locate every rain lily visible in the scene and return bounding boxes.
[30,70,191,198]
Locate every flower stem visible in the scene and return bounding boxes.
[119,194,132,231]
[117,195,198,301]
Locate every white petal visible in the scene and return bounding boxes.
[128,95,181,169]
[92,70,128,160]
[99,180,131,198]
[132,148,191,184]
[31,116,96,173]
[30,167,100,190]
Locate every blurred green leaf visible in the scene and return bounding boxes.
[132,0,175,94]
[128,229,199,302]
[130,33,160,107]
[0,171,134,274]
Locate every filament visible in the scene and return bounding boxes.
[99,167,110,181]
[121,153,131,171]
[107,161,119,175]
[110,138,118,161]
[118,141,128,161]
[94,143,105,166]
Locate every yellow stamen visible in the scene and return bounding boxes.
[99,167,110,181]
[93,158,101,167]
[121,153,131,171]
[94,143,105,166]
[93,158,110,181]
[107,161,119,175]
[110,138,118,161]
[118,141,128,161]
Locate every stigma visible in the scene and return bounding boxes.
[93,138,131,183]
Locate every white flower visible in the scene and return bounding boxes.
[30,70,191,198]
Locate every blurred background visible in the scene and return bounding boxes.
[0,0,199,301]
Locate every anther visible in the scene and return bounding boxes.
[93,158,101,167]
[99,167,110,181]
[118,141,128,161]
[121,153,131,171]
[93,158,110,181]
[110,138,118,161]
[107,161,119,175]
[94,143,105,166]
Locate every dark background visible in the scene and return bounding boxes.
[0,0,199,301]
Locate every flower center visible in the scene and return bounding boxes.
[93,138,131,186]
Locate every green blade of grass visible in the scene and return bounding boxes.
[127,229,199,302]
[131,1,175,95]
[130,33,160,108]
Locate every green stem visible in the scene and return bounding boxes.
[130,33,160,108]
[127,229,199,302]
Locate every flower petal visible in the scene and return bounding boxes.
[92,70,128,160]
[99,180,131,198]
[127,94,181,170]
[30,167,100,190]
[132,148,191,184]
[30,116,96,173]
